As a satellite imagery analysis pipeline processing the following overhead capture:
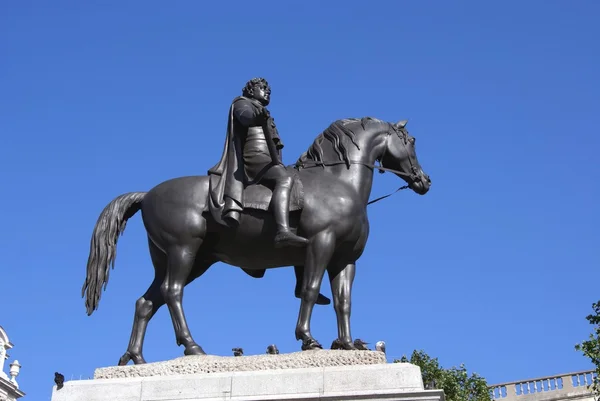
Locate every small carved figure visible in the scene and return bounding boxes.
[375,340,386,354]
[54,372,65,390]
[266,344,279,354]
[232,347,244,357]
[353,339,370,350]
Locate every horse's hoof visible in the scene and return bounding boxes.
[118,351,146,366]
[301,338,323,351]
[118,353,130,366]
[342,341,357,350]
[331,338,356,350]
[184,344,206,356]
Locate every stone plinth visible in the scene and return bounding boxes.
[95,350,387,379]
[51,351,445,401]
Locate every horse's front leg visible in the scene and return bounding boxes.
[328,263,357,350]
[295,230,336,350]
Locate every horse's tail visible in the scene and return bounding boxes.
[82,192,146,316]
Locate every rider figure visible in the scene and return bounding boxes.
[208,77,308,248]
[207,77,330,305]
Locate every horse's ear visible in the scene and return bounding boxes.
[395,119,408,128]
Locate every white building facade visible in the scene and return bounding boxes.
[0,326,24,401]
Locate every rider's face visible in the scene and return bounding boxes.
[251,83,271,106]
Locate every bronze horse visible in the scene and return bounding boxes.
[82,117,431,365]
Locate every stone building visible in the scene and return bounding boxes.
[0,326,24,401]
[491,370,597,401]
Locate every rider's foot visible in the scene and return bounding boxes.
[274,230,309,248]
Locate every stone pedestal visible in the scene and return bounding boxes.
[51,351,445,401]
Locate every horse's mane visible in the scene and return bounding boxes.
[297,117,394,168]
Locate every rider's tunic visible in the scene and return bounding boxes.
[206,96,284,226]
[233,97,283,182]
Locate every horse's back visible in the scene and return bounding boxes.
[146,175,209,206]
[142,175,210,245]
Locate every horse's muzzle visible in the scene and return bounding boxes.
[411,171,431,195]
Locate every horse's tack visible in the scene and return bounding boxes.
[366,185,409,205]
[241,161,405,212]
[295,129,418,206]
[294,160,410,206]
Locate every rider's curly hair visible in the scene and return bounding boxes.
[242,77,269,97]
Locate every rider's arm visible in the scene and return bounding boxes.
[233,100,261,127]
[263,116,283,165]
[233,100,283,165]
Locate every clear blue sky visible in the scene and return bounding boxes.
[1,1,598,400]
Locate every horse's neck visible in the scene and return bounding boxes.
[334,164,375,206]
[325,132,384,206]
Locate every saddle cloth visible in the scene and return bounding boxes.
[242,166,304,212]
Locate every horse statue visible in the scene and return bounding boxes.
[82,116,431,365]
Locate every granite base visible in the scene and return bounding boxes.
[51,351,445,401]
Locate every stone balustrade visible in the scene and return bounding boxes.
[490,370,597,401]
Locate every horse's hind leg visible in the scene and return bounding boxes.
[162,238,206,355]
[294,266,331,305]
[118,237,167,366]
[328,262,357,350]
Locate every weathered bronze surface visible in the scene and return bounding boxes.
[82,77,431,365]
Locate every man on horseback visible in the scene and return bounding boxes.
[208,77,308,248]
[207,77,330,305]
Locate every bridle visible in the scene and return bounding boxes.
[376,128,422,180]
[295,126,421,206]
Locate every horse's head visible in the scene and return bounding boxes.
[380,120,431,195]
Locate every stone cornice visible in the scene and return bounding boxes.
[0,378,25,398]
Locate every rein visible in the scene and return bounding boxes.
[294,127,422,206]
[294,160,410,206]
[366,184,409,205]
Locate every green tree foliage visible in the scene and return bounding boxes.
[395,350,491,401]
[575,300,600,400]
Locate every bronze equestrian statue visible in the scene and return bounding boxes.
[82,77,431,365]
